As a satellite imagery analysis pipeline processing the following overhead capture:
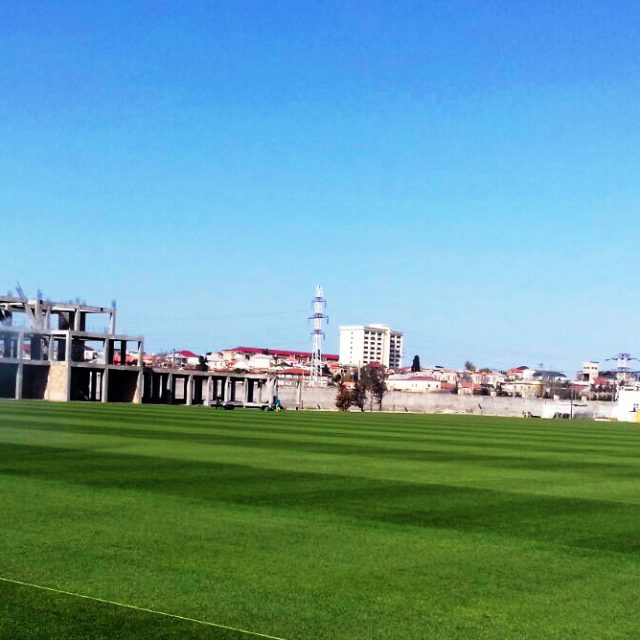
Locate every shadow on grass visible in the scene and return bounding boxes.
[2,442,640,554]
[0,581,257,640]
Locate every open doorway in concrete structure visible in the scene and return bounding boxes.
[50,337,67,362]
[142,370,173,404]
[70,338,107,364]
[20,334,50,362]
[108,370,139,402]
[192,377,204,405]
[70,367,104,401]
[22,364,49,400]
[1,332,19,359]
[0,364,18,398]
[172,377,187,404]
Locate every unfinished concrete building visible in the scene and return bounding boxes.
[0,295,277,407]
[0,296,143,402]
[143,369,275,407]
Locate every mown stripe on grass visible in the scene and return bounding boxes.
[2,421,639,478]
[3,442,640,553]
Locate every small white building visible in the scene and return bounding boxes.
[387,374,441,393]
[580,361,600,383]
[615,389,640,422]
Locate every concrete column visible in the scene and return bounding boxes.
[205,377,212,406]
[15,364,23,400]
[167,373,174,404]
[134,370,143,404]
[109,308,117,334]
[17,330,24,362]
[63,332,73,401]
[64,332,71,363]
[120,341,127,367]
[106,339,114,365]
[155,373,163,402]
[296,378,303,409]
[243,380,249,404]
[155,373,162,402]
[224,377,231,402]
[186,375,193,406]
[101,367,109,403]
[73,311,87,332]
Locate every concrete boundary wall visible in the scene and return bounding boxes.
[278,385,615,420]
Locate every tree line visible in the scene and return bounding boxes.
[335,366,387,412]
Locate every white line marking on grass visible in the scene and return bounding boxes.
[0,576,292,640]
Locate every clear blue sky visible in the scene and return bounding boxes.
[2,1,639,372]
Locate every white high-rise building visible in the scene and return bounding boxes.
[339,324,404,369]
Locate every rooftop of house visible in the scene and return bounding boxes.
[228,346,339,361]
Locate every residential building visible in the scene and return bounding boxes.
[338,324,404,369]
[580,361,600,383]
[387,373,441,393]
[208,347,339,375]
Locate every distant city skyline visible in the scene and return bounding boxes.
[3,2,639,374]
[3,283,635,376]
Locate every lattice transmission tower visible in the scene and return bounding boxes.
[605,352,639,386]
[309,285,328,385]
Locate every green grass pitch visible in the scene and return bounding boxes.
[1,401,640,639]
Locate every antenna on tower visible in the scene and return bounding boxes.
[309,285,328,386]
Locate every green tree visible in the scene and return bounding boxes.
[464,361,476,372]
[411,355,421,372]
[335,383,352,412]
[351,371,367,412]
[361,365,387,411]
